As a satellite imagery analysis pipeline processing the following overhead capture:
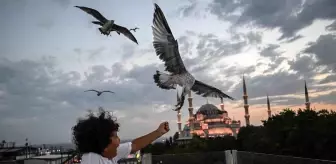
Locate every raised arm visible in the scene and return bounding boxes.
[131,122,170,153]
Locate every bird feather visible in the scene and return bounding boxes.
[113,24,138,44]
[152,3,187,74]
[75,6,108,24]
[191,80,235,100]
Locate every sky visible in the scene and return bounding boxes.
[0,0,335,145]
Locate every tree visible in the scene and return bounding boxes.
[169,136,173,145]
[164,138,171,148]
[1,140,5,148]
[241,108,336,161]
[141,108,336,160]
[173,132,179,142]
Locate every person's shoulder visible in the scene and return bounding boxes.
[120,142,132,148]
[118,142,132,153]
[81,152,112,164]
[114,142,132,161]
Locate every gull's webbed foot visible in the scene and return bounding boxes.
[172,99,183,111]
[172,105,182,111]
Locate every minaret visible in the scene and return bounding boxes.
[176,91,182,135]
[187,90,194,136]
[304,80,311,110]
[243,75,250,126]
[220,98,228,117]
[220,98,224,111]
[267,93,271,118]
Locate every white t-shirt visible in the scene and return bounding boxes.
[80,142,132,164]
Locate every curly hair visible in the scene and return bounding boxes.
[72,107,120,154]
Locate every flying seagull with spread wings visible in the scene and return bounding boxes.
[151,3,235,111]
[84,89,115,96]
[74,6,138,44]
[130,27,139,32]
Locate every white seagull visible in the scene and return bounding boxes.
[151,3,235,111]
[75,6,138,44]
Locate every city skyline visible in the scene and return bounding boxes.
[0,0,335,145]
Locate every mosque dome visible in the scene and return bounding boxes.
[197,104,224,115]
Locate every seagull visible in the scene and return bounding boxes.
[74,6,138,44]
[84,89,115,96]
[130,27,139,32]
[151,3,235,111]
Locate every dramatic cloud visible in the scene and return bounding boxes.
[326,21,336,31]
[1,0,336,146]
[302,34,336,72]
[181,0,336,40]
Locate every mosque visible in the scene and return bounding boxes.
[176,76,312,143]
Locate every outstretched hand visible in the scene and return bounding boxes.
[156,121,170,135]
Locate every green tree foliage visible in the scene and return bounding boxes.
[142,108,336,161]
[238,108,336,160]
[173,132,179,142]
[169,137,173,146]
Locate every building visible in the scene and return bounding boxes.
[175,77,314,143]
[24,154,73,164]
[176,125,193,145]
[0,146,38,162]
[189,103,241,138]
[177,91,241,140]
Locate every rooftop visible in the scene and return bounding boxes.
[31,154,67,160]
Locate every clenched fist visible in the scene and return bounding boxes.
[156,121,170,135]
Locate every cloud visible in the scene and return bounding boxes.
[176,0,198,17]
[326,21,336,31]
[52,0,72,8]
[36,19,55,30]
[0,28,264,144]
[1,0,336,146]
[319,74,336,84]
[0,42,240,145]
[182,0,336,40]
[121,44,137,60]
[312,91,336,104]
[302,34,336,72]
[259,44,283,60]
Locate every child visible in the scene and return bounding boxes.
[72,108,169,164]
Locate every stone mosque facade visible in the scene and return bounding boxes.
[176,76,312,140]
[177,91,241,139]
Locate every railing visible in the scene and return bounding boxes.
[141,150,336,164]
[236,151,336,164]
[61,152,79,164]
[144,151,227,164]
[117,157,139,164]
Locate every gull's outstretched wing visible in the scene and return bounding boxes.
[102,90,115,93]
[152,3,187,74]
[191,80,235,100]
[84,89,99,93]
[114,24,139,44]
[75,6,108,24]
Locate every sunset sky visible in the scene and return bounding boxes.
[0,0,335,145]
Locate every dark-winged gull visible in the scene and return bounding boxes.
[151,3,235,111]
[75,6,138,44]
[84,89,115,96]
